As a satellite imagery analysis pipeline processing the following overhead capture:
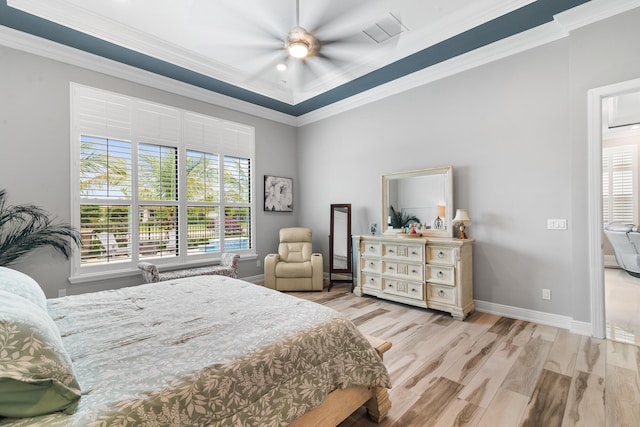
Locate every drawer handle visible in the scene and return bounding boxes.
[437,271,444,278]
[412,251,417,255]
[438,251,445,258]
[411,288,417,292]
[438,289,445,297]
[369,278,375,283]
[370,262,374,268]
[388,284,393,288]
[412,269,417,273]
[388,266,394,270]
[370,246,375,250]
[389,249,395,253]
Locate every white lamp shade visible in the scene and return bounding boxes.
[453,209,470,222]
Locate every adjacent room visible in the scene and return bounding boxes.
[1,0,640,426]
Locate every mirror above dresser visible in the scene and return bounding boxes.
[382,165,453,237]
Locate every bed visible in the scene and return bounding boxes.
[0,267,391,426]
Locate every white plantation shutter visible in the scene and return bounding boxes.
[603,145,638,226]
[71,83,255,278]
[183,112,253,157]
[74,86,132,140]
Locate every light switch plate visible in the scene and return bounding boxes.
[547,219,567,230]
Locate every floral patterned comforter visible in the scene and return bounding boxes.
[1,276,390,427]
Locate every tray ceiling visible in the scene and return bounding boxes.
[1,0,596,117]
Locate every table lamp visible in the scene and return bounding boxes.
[453,209,471,239]
[434,205,446,229]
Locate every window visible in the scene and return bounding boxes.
[71,84,255,278]
[602,145,638,226]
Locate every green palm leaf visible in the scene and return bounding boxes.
[389,205,420,228]
[0,190,81,266]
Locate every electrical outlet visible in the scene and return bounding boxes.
[542,288,551,300]
[58,288,67,297]
[256,259,261,267]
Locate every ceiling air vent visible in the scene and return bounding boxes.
[363,13,406,44]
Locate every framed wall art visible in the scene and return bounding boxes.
[264,175,293,212]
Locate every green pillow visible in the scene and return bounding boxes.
[0,266,47,311]
[0,290,81,417]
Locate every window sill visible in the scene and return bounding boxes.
[68,253,257,284]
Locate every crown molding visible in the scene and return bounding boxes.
[0,25,298,126]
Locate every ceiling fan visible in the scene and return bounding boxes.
[285,0,320,59]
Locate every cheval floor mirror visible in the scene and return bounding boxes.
[329,203,353,290]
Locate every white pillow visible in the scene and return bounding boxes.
[0,266,47,311]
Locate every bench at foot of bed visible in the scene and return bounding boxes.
[289,335,392,426]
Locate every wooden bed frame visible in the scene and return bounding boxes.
[289,336,392,426]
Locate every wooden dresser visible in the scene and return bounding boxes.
[353,234,474,320]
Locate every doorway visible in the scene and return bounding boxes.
[588,77,640,341]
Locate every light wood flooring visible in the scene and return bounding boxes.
[289,284,640,427]
[605,267,640,347]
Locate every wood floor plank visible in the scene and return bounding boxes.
[605,365,640,427]
[574,336,606,377]
[442,331,501,385]
[607,339,639,371]
[544,329,581,376]
[502,336,554,397]
[393,377,463,426]
[476,388,528,427]
[519,369,572,427]
[432,398,483,427]
[458,336,523,408]
[398,322,493,395]
[561,371,605,427]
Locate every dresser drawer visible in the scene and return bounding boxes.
[362,273,382,291]
[425,265,454,285]
[361,257,382,273]
[383,244,424,261]
[361,241,381,256]
[384,279,424,301]
[427,284,457,305]
[426,246,456,265]
[384,261,423,280]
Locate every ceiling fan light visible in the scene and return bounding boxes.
[288,40,310,58]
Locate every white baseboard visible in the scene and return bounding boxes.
[241,274,264,284]
[474,300,593,337]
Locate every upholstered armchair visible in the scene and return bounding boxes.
[264,227,323,291]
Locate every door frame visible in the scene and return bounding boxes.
[588,77,640,339]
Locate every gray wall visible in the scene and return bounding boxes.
[0,46,299,297]
[2,8,640,324]
[297,8,640,323]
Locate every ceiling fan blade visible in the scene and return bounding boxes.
[303,0,373,35]
[240,51,291,85]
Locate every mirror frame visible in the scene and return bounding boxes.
[329,203,352,279]
[381,165,454,237]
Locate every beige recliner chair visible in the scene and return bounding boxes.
[264,227,323,291]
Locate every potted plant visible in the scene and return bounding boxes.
[389,205,420,229]
[0,189,81,266]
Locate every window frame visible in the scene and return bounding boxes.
[70,84,255,281]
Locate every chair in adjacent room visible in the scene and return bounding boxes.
[604,222,640,278]
[264,227,323,291]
